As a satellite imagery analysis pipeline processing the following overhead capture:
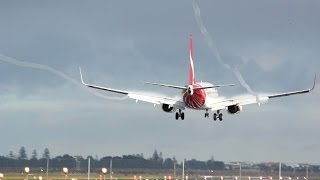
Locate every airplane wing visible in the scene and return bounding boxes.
[209,74,316,111]
[79,68,186,109]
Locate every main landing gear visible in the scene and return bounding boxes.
[204,110,223,121]
[213,110,223,121]
[205,109,209,118]
[175,109,185,120]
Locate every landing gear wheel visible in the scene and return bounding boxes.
[205,110,209,118]
[181,113,185,120]
[213,113,217,121]
[175,109,185,120]
[219,113,223,121]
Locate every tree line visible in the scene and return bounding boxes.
[0,147,225,171]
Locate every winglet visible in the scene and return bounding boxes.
[79,67,86,85]
[311,73,317,91]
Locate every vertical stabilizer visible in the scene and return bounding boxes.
[189,35,196,85]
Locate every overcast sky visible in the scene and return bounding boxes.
[0,0,319,164]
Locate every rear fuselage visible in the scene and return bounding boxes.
[182,82,218,109]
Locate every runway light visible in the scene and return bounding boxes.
[102,168,107,180]
[0,173,4,178]
[260,176,262,180]
[102,168,107,174]
[39,176,42,180]
[24,167,30,180]
[25,167,30,173]
[63,167,68,174]
[249,176,251,180]
[63,167,68,180]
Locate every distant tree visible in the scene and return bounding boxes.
[62,154,77,168]
[163,158,174,168]
[42,148,50,159]
[172,156,177,163]
[186,159,206,170]
[207,160,225,170]
[29,149,39,167]
[210,155,215,161]
[100,156,112,167]
[8,151,16,159]
[151,150,160,161]
[31,149,38,160]
[159,152,164,163]
[51,154,77,168]
[18,146,27,160]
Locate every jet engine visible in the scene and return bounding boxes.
[162,104,176,113]
[227,105,242,114]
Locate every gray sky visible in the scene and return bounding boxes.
[0,0,319,164]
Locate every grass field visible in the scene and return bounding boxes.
[0,172,172,180]
[1,170,320,180]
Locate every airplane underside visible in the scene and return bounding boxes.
[174,108,223,121]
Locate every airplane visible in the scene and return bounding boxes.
[79,35,316,121]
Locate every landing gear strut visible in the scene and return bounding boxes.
[213,110,223,121]
[204,109,209,118]
[175,109,185,120]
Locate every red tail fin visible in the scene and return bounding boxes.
[189,35,195,85]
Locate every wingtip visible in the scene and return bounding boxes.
[79,67,85,84]
[311,73,317,91]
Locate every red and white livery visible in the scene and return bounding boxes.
[80,35,316,121]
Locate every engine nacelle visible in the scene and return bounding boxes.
[162,104,176,113]
[227,105,242,114]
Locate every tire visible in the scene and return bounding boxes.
[175,112,179,120]
[213,113,217,121]
[219,114,223,121]
[181,113,185,120]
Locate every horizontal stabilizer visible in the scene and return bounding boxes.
[193,84,236,90]
[143,82,186,90]
[143,82,235,90]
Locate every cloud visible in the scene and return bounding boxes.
[0,0,319,163]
